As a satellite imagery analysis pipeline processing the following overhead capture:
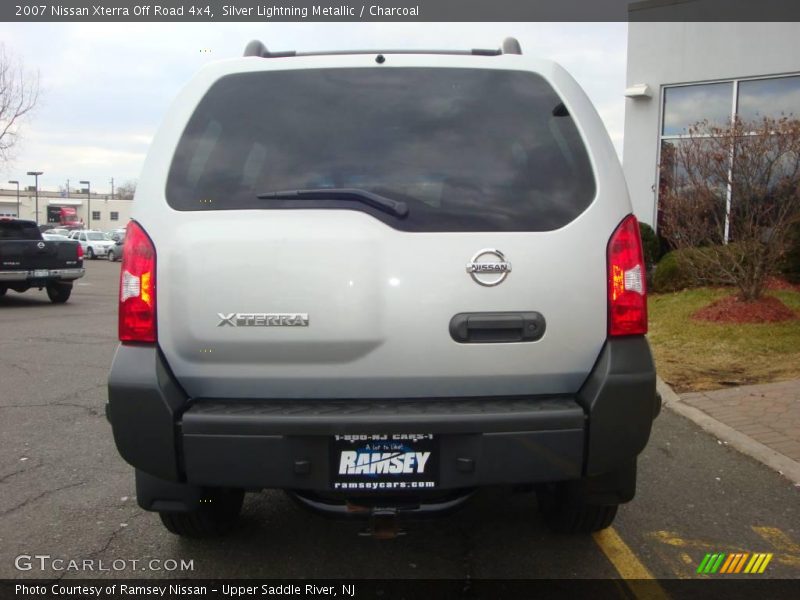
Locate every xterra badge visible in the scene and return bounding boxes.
[466,249,511,286]
[217,313,309,327]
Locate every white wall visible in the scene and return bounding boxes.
[623,22,800,227]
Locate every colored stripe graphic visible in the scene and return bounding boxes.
[710,553,726,573]
[696,554,712,574]
[734,553,749,573]
[722,553,749,573]
[757,554,773,573]
[719,554,736,574]
[744,554,759,573]
[697,553,727,574]
[698,551,774,575]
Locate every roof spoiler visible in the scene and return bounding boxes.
[243,37,522,58]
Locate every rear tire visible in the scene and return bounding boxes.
[158,489,244,538]
[107,250,116,262]
[0,286,6,296]
[46,282,72,304]
[87,247,95,260]
[537,483,618,533]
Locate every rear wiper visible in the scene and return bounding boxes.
[257,188,409,218]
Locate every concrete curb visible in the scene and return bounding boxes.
[658,377,800,485]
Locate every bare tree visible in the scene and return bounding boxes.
[659,116,800,301]
[116,180,137,199]
[0,44,39,163]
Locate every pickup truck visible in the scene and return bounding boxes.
[0,218,85,303]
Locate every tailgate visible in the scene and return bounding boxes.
[156,211,610,399]
[138,61,632,400]
[0,240,81,270]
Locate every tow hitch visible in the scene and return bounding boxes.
[288,489,475,538]
[358,507,405,539]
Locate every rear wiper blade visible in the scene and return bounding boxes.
[257,188,409,218]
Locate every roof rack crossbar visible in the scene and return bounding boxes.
[242,37,521,59]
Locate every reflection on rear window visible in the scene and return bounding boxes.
[167,67,596,232]
[0,221,41,240]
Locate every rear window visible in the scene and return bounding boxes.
[0,221,42,240]
[166,67,596,232]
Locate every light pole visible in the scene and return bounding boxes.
[27,171,43,225]
[80,180,91,229]
[109,177,114,199]
[8,180,19,217]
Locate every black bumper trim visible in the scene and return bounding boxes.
[107,337,657,489]
[181,396,584,436]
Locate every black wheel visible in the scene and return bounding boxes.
[87,247,95,259]
[537,483,618,533]
[46,282,72,304]
[107,250,116,262]
[158,489,244,538]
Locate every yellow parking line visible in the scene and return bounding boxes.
[752,526,800,554]
[752,526,800,569]
[593,527,671,600]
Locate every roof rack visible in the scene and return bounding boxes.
[243,37,522,59]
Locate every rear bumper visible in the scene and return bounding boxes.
[107,338,658,493]
[0,268,85,282]
[182,396,586,489]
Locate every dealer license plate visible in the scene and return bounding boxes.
[33,270,49,278]
[330,433,438,492]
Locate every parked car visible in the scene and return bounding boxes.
[107,38,658,538]
[42,233,71,241]
[68,230,115,259]
[0,218,84,303]
[107,235,124,262]
[106,228,127,242]
[44,228,71,237]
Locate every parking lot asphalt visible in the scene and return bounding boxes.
[1,260,799,587]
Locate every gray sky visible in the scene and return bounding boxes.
[0,22,627,194]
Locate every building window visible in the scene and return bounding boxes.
[658,74,800,240]
[662,82,733,136]
[110,211,119,221]
[737,75,800,122]
[92,211,101,221]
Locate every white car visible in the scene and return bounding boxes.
[107,37,657,538]
[44,228,71,237]
[68,230,115,259]
[106,228,127,242]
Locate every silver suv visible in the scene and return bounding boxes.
[107,38,658,538]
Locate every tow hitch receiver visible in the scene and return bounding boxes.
[359,507,404,539]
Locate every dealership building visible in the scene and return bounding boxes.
[0,187,132,231]
[623,18,800,229]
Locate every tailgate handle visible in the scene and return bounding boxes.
[449,312,546,343]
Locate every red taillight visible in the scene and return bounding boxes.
[76,243,83,259]
[119,220,156,343]
[607,214,647,336]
